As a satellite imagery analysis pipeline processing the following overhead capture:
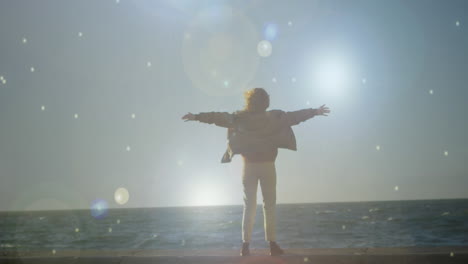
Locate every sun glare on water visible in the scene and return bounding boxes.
[192,183,224,207]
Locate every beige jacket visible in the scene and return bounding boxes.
[194,108,318,163]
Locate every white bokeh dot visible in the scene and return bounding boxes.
[131,113,136,119]
[41,105,45,111]
[114,187,130,205]
[75,228,79,233]
[22,38,27,44]
[210,69,217,77]
[74,113,79,119]
[272,77,277,83]
[147,61,152,67]
[342,225,346,230]
[257,40,272,57]
[1,79,5,85]
[126,145,131,151]
[394,185,399,191]
[444,151,448,156]
[362,78,367,84]
[117,219,120,224]
[376,145,381,151]
[429,89,433,95]
[78,32,83,37]
[450,252,454,257]
[52,249,56,255]
[108,227,112,233]
[291,77,296,83]
[288,21,293,26]
[456,21,460,27]
[387,217,393,221]
[30,67,35,72]
[116,0,120,3]
[304,257,309,262]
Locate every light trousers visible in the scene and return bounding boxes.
[242,161,277,242]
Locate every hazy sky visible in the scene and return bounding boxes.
[1,0,467,211]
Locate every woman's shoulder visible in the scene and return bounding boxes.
[233,109,285,120]
[267,109,285,118]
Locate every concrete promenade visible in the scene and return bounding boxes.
[1,246,467,263]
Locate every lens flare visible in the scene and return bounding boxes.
[114,187,130,205]
[257,40,272,57]
[263,23,278,41]
[182,6,258,96]
[90,199,109,219]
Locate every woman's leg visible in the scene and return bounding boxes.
[242,161,259,243]
[259,162,277,242]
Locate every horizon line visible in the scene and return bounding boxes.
[1,197,467,213]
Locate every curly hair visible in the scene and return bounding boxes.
[243,88,270,112]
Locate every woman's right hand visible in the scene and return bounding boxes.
[182,112,196,121]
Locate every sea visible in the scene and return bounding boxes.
[1,199,467,251]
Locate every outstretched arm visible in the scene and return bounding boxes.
[284,104,330,126]
[182,112,235,128]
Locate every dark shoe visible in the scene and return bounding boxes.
[269,241,284,256]
[240,242,250,256]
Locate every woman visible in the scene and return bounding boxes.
[182,88,330,256]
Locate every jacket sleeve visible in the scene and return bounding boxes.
[282,108,318,126]
[194,112,235,128]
